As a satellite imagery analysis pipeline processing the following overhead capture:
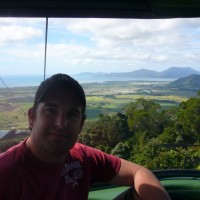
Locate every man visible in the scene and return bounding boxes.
[0,73,171,200]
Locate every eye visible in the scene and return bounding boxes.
[45,106,57,115]
[67,110,81,119]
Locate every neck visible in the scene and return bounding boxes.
[26,138,67,165]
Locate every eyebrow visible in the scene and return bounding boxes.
[44,103,58,108]
[44,103,81,114]
[68,108,81,115]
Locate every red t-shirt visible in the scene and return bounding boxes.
[0,140,121,200]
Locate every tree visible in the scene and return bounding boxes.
[125,98,163,141]
[177,97,200,143]
[111,142,131,159]
[79,113,131,153]
[157,127,178,143]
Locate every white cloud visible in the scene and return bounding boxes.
[0,17,200,75]
[0,25,43,43]
[4,43,44,58]
[0,18,44,44]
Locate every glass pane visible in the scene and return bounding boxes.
[1,17,200,171]
[0,18,46,133]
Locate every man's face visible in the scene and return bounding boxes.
[28,85,84,155]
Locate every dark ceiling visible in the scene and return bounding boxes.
[0,0,200,18]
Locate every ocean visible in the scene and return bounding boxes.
[0,75,175,88]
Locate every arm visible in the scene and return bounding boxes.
[110,159,171,200]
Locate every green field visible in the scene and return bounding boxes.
[0,81,197,128]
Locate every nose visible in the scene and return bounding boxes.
[54,113,67,128]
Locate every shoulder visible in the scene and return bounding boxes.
[71,142,97,152]
[70,142,107,158]
[0,141,25,187]
[0,140,26,170]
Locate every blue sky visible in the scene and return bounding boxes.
[0,17,200,75]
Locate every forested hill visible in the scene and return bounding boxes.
[168,74,200,91]
[75,67,200,79]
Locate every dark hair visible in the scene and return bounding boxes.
[32,73,87,120]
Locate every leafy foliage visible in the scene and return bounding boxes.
[79,112,131,153]
[79,95,200,169]
[1,93,200,170]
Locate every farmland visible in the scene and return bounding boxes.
[0,80,197,129]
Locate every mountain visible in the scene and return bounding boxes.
[74,72,108,77]
[159,67,200,78]
[168,74,200,90]
[75,69,159,78]
[94,69,159,78]
[75,67,200,79]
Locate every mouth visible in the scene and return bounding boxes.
[50,130,69,138]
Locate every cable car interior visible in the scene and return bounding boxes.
[0,0,200,199]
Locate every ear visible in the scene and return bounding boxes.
[79,119,85,133]
[28,108,35,129]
